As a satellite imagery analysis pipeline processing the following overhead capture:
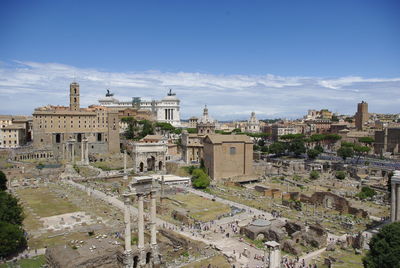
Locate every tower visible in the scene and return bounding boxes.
[69,82,80,111]
[355,101,368,130]
[197,105,216,134]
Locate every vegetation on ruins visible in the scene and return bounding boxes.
[309,170,320,180]
[363,222,400,268]
[335,171,346,180]
[356,186,376,200]
[0,172,27,258]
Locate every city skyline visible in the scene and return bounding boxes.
[0,60,399,120]
[0,0,399,119]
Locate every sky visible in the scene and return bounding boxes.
[0,0,399,120]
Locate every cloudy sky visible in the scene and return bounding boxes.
[0,1,399,120]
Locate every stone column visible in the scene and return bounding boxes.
[123,150,128,180]
[85,140,89,165]
[137,194,146,267]
[391,182,396,222]
[138,194,145,249]
[397,184,400,222]
[81,140,84,163]
[150,190,157,247]
[65,143,69,161]
[124,195,132,252]
[62,143,65,160]
[71,143,75,163]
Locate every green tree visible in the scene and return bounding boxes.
[0,221,27,258]
[0,191,24,225]
[358,136,374,145]
[139,120,155,137]
[289,139,306,157]
[0,170,7,191]
[186,128,197,134]
[354,144,371,163]
[363,222,400,268]
[307,149,320,160]
[314,145,324,153]
[191,168,210,189]
[335,171,346,180]
[309,170,320,180]
[155,122,175,131]
[269,142,286,155]
[337,146,354,160]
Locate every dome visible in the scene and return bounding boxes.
[198,105,215,124]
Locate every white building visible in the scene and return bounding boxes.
[98,89,181,127]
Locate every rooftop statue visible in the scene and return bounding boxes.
[106,89,114,97]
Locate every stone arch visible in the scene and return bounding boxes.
[256,233,265,241]
[158,161,163,171]
[147,156,155,171]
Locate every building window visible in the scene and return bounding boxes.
[230,147,236,155]
[55,134,61,143]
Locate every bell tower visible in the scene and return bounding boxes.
[69,82,80,111]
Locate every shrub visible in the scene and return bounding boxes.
[335,171,346,180]
[356,186,376,200]
[307,149,320,160]
[191,168,210,189]
[309,170,320,180]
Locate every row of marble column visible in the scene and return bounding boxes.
[124,190,158,267]
[62,138,89,164]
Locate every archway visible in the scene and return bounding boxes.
[139,162,144,172]
[158,161,163,171]
[147,156,155,171]
[133,256,138,268]
[77,133,82,142]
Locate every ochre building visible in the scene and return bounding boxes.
[203,134,253,180]
[32,82,120,161]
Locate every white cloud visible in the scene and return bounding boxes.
[0,61,399,120]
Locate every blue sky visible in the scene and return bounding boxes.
[0,0,399,119]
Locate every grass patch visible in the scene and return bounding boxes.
[16,187,79,217]
[182,255,230,268]
[172,193,231,222]
[28,231,89,249]
[0,255,46,268]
